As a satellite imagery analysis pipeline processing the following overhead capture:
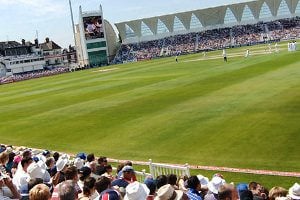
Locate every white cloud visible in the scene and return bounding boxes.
[0,0,66,17]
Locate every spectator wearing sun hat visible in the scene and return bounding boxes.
[197,175,209,198]
[204,176,225,200]
[124,181,150,200]
[154,184,187,200]
[288,183,300,200]
[52,154,69,186]
[27,161,51,183]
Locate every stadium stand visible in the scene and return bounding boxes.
[0,144,299,200]
[0,67,69,84]
[112,17,300,64]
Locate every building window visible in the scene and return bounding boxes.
[87,41,106,49]
[88,50,107,66]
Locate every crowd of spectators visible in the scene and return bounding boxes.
[112,17,300,64]
[0,67,69,85]
[0,144,299,200]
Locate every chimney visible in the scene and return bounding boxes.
[45,37,50,43]
[21,39,25,46]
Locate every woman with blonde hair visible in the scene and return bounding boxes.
[269,186,288,200]
[29,184,51,200]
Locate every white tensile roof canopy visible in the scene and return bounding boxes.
[115,0,300,43]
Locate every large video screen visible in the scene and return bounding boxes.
[83,16,104,40]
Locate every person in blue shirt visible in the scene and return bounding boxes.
[187,175,203,200]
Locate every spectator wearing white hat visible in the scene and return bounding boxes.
[288,183,300,200]
[52,154,69,186]
[204,176,225,200]
[124,181,149,200]
[27,161,51,183]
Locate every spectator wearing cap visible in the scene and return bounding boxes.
[287,183,300,200]
[42,150,51,158]
[124,181,149,200]
[29,183,51,200]
[78,177,98,200]
[237,183,248,198]
[186,175,202,200]
[116,161,135,179]
[144,176,156,200]
[77,153,87,161]
[78,166,92,190]
[111,166,135,188]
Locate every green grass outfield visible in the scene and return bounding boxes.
[0,43,300,188]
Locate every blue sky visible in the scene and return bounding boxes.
[0,0,252,48]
